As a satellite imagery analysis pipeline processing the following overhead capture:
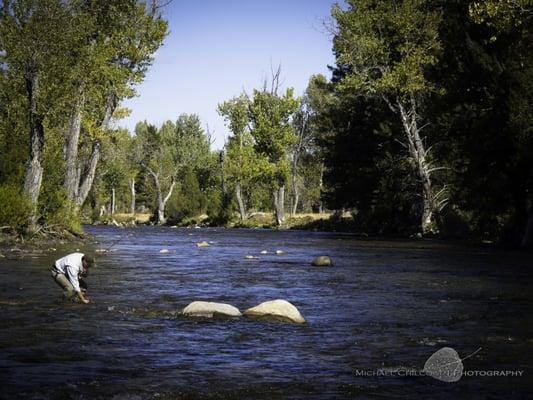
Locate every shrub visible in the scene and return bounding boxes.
[0,184,32,231]
[39,187,82,234]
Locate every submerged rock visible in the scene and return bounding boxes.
[182,301,242,318]
[244,299,305,324]
[196,241,210,248]
[312,256,333,267]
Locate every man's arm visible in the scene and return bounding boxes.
[65,266,90,304]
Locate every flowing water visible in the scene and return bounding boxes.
[0,226,532,399]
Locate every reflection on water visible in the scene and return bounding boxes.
[0,226,532,399]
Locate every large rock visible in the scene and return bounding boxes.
[182,301,242,319]
[312,256,333,266]
[244,299,305,324]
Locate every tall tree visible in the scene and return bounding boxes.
[248,69,300,225]
[136,121,175,224]
[218,94,258,220]
[0,0,80,227]
[332,0,446,234]
[62,0,167,209]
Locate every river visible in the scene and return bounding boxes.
[0,225,532,399]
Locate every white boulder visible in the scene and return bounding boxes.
[182,301,242,318]
[312,256,333,266]
[244,299,305,324]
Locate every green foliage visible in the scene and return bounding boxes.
[332,0,443,98]
[0,0,167,231]
[0,184,32,231]
[39,187,82,234]
[469,0,532,34]
[166,168,206,223]
[249,87,300,186]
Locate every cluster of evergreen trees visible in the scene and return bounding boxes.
[1,0,531,247]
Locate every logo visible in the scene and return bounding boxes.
[353,347,524,382]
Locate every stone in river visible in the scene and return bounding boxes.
[196,241,210,247]
[244,299,305,324]
[312,256,333,266]
[182,301,242,319]
[159,249,170,254]
[275,250,286,255]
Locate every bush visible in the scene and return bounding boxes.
[39,187,82,234]
[0,184,32,231]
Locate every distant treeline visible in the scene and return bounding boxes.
[1,0,532,247]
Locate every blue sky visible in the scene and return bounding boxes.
[118,0,337,149]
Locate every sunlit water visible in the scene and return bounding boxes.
[0,226,532,399]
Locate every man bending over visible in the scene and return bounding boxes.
[51,252,94,304]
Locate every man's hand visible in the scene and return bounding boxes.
[78,291,90,304]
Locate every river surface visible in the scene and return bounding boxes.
[0,226,532,399]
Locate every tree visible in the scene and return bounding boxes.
[332,0,446,234]
[289,78,324,215]
[0,0,81,227]
[62,0,167,210]
[136,121,175,224]
[218,94,261,220]
[248,69,300,225]
[136,115,211,224]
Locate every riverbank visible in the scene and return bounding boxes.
[0,230,90,261]
[90,212,532,251]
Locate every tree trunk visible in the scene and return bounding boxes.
[64,93,84,201]
[149,169,175,225]
[397,97,441,234]
[318,162,324,214]
[74,93,116,208]
[235,182,246,220]
[291,188,299,216]
[111,188,116,215]
[76,140,100,207]
[274,186,285,225]
[129,177,136,215]
[22,67,45,227]
[290,155,299,216]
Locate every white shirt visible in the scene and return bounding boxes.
[54,252,84,293]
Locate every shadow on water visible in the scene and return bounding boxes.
[0,225,532,399]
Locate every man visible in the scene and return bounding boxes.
[51,252,94,303]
